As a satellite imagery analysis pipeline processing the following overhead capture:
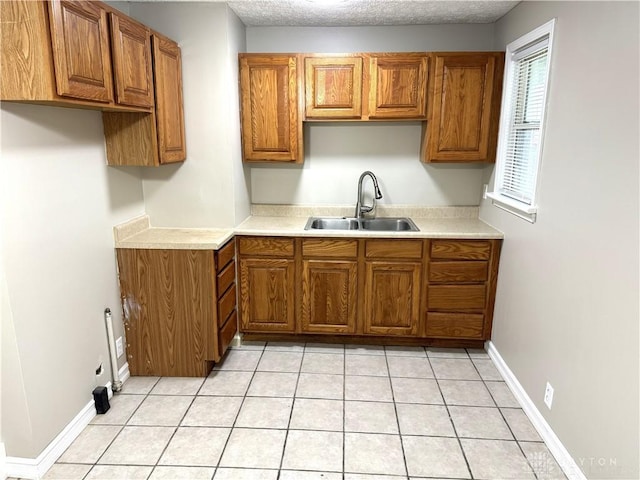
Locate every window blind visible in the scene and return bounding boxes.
[499,38,550,205]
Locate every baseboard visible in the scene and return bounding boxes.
[4,398,96,480]
[486,341,587,480]
[1,442,7,480]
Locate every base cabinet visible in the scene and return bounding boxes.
[238,236,501,344]
[116,239,237,377]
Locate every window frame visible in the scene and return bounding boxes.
[487,19,556,223]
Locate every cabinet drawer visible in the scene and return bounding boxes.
[425,313,484,339]
[303,239,358,258]
[219,310,237,357]
[216,240,235,271]
[238,237,295,257]
[429,261,488,283]
[365,239,423,259]
[428,285,486,311]
[217,261,235,298]
[218,284,236,327]
[430,240,491,260]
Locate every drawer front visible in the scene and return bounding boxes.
[430,240,491,260]
[216,239,235,271]
[302,239,358,258]
[428,285,486,311]
[425,312,485,339]
[217,261,236,298]
[365,239,423,259]
[219,310,237,358]
[218,284,236,327]
[238,237,295,257]
[429,261,488,283]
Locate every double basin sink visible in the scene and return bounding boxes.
[305,216,419,232]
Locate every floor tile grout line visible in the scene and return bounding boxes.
[386,348,409,478]
[342,343,346,480]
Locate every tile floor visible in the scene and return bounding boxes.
[43,343,567,480]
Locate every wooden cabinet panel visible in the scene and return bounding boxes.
[48,0,113,102]
[425,313,484,339]
[217,261,236,297]
[424,52,504,162]
[152,33,186,163]
[219,311,238,356]
[428,285,486,312]
[429,261,488,283]
[305,56,363,119]
[365,239,423,259]
[239,258,296,332]
[238,237,295,257]
[430,240,491,260]
[302,260,357,334]
[216,240,236,271]
[110,13,153,108]
[302,239,358,258]
[364,261,421,336]
[239,54,302,163]
[218,284,237,327]
[368,54,428,119]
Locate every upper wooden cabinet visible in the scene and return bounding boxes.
[239,54,303,163]
[109,12,154,108]
[423,52,505,163]
[304,56,363,119]
[368,53,429,119]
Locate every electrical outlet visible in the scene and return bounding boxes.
[544,382,554,409]
[116,337,124,358]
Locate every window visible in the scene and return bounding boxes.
[488,19,555,222]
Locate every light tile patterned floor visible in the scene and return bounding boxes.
[43,343,567,480]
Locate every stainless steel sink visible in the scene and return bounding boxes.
[304,217,419,232]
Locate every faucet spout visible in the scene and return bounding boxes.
[355,171,383,218]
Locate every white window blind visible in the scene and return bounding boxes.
[489,19,555,221]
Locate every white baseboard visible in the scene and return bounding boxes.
[486,341,587,480]
[1,442,7,480]
[4,398,96,480]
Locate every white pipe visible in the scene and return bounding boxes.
[104,308,122,392]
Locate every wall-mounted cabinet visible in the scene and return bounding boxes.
[422,52,505,163]
[239,54,303,163]
[1,0,186,167]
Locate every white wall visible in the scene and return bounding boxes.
[0,104,145,457]
[480,2,639,478]
[247,24,495,206]
[129,2,248,228]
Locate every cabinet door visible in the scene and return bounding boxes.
[48,0,113,102]
[302,260,357,334]
[368,54,428,119]
[364,261,421,336]
[424,53,504,162]
[239,258,296,332]
[304,56,363,119]
[110,13,154,108]
[152,34,187,163]
[239,55,302,163]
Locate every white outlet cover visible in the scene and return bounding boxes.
[116,337,124,358]
[544,382,554,409]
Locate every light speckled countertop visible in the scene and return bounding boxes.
[114,206,503,249]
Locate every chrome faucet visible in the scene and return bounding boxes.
[355,171,383,218]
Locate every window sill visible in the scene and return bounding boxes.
[486,192,538,223]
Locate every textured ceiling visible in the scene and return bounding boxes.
[136,1,520,26]
[226,0,519,26]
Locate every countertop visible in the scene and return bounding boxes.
[114,206,503,250]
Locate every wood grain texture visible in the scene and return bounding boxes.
[217,261,236,298]
[429,261,489,283]
[425,313,484,339]
[103,111,158,166]
[304,56,363,119]
[483,239,502,338]
[302,239,358,258]
[424,52,505,163]
[238,236,295,257]
[109,12,153,108]
[367,53,428,119]
[430,240,491,260]
[116,249,215,377]
[239,54,302,163]
[364,261,421,336]
[427,285,486,312]
[48,0,113,102]
[218,284,237,328]
[216,240,236,271]
[219,310,238,358]
[301,260,357,334]
[239,257,296,332]
[365,239,423,259]
[152,33,186,163]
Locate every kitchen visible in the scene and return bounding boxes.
[1,1,638,479]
